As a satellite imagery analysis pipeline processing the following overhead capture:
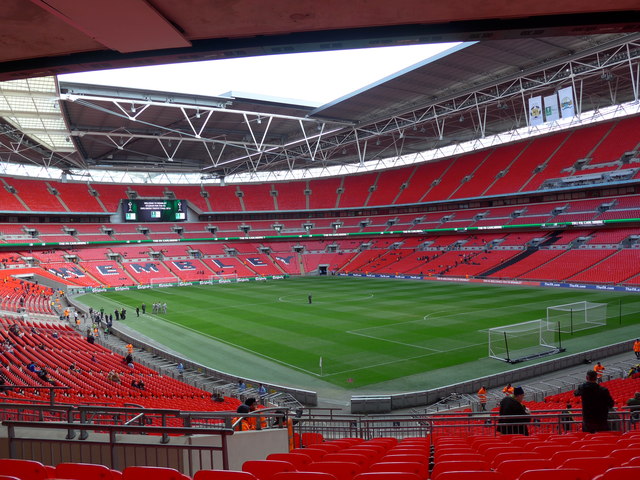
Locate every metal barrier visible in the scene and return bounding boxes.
[293,408,640,444]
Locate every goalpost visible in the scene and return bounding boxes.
[488,319,563,364]
[208,273,238,283]
[149,277,177,286]
[546,301,607,334]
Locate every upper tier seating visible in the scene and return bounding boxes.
[274,181,308,211]
[339,172,378,208]
[0,117,638,217]
[4,178,64,212]
[49,181,105,213]
[367,169,411,207]
[88,183,130,212]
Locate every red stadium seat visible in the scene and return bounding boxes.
[267,453,314,469]
[242,461,296,480]
[56,462,114,480]
[194,471,257,480]
[322,453,371,469]
[560,457,618,479]
[302,433,325,446]
[431,461,491,480]
[271,473,337,480]
[495,459,552,478]
[0,459,49,480]
[368,461,428,479]
[307,461,363,480]
[436,454,484,463]
[518,469,589,480]
[550,450,600,466]
[596,466,640,479]
[433,472,507,480]
[491,452,543,468]
[290,449,328,461]
[311,444,343,454]
[122,466,190,480]
[380,454,428,466]
[354,473,421,480]
[609,448,640,464]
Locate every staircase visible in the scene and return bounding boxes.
[478,231,564,278]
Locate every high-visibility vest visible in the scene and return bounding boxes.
[478,388,487,403]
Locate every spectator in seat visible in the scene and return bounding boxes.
[627,391,640,428]
[212,392,225,402]
[37,368,55,384]
[574,369,614,433]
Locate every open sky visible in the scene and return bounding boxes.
[60,43,459,106]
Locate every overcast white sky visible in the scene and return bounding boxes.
[61,43,459,106]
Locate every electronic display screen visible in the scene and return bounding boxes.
[122,199,187,222]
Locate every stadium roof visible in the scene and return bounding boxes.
[0,2,639,182]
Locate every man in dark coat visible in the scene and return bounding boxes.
[497,386,531,435]
[574,369,614,433]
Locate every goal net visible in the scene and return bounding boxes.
[546,301,607,334]
[149,277,177,286]
[209,273,238,283]
[488,319,562,364]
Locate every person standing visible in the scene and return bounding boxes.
[136,306,140,317]
[478,386,488,411]
[634,339,640,360]
[497,386,531,435]
[594,361,605,383]
[574,369,614,433]
[561,403,574,433]
[308,294,312,304]
[141,303,146,314]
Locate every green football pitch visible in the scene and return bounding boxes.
[76,277,640,391]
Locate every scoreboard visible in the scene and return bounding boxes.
[122,199,187,222]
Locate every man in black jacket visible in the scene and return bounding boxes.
[497,386,531,435]
[574,369,614,433]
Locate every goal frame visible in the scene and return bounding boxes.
[149,277,177,286]
[209,273,238,283]
[546,301,607,335]
[488,319,563,364]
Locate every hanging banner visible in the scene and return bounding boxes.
[544,94,560,122]
[558,86,575,118]
[528,96,543,126]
